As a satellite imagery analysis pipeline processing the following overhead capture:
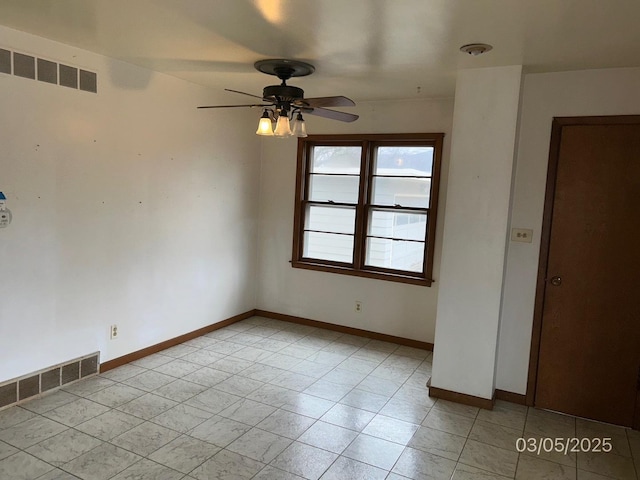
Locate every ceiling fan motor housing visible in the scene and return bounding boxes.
[263,84,305,103]
[198,58,359,123]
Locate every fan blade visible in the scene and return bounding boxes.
[295,96,356,108]
[198,104,269,109]
[302,107,359,123]
[225,88,266,101]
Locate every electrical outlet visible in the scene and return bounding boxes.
[355,301,363,313]
[0,209,11,228]
[110,324,118,340]
[511,228,533,243]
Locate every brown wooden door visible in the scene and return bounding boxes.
[534,117,640,427]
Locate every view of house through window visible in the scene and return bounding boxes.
[292,134,443,286]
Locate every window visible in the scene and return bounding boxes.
[292,133,443,286]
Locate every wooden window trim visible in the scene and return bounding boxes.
[292,133,444,287]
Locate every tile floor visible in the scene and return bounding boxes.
[0,316,638,480]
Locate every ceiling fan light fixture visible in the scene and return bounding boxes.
[273,111,293,137]
[459,43,493,56]
[291,112,307,138]
[199,59,358,136]
[256,110,274,136]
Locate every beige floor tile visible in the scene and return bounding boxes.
[525,410,576,438]
[63,443,141,480]
[432,399,480,419]
[577,451,637,480]
[0,407,38,430]
[422,408,475,437]
[392,446,457,479]
[303,379,352,402]
[576,418,629,438]
[255,409,315,440]
[75,409,144,440]
[150,403,212,433]
[226,427,291,463]
[459,439,519,477]
[577,469,626,480]
[320,403,375,432]
[188,415,252,448]
[452,463,513,480]
[342,433,404,470]
[110,458,184,480]
[20,391,79,415]
[470,419,523,450]
[42,398,110,427]
[627,429,640,460]
[110,421,181,456]
[0,440,18,461]
[516,455,577,480]
[280,392,335,419]
[0,451,55,480]
[320,455,388,480]
[380,397,431,424]
[190,449,264,480]
[253,465,305,479]
[25,429,102,467]
[408,425,466,461]
[297,420,357,454]
[362,414,420,445]
[477,402,527,431]
[148,434,219,474]
[270,442,338,480]
[0,416,68,449]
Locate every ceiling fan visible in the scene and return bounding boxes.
[198,59,358,137]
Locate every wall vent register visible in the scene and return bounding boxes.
[0,352,100,411]
[0,47,97,93]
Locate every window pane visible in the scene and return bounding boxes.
[369,210,427,241]
[374,146,433,176]
[306,205,355,234]
[371,177,430,207]
[309,174,360,203]
[303,232,354,263]
[310,146,362,174]
[365,237,424,272]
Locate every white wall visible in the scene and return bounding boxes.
[0,26,261,382]
[496,67,640,394]
[430,66,522,400]
[256,98,453,343]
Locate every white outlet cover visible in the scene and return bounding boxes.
[0,208,11,228]
[511,228,533,243]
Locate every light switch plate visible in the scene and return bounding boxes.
[511,228,533,243]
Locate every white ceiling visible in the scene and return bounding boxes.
[1,0,640,102]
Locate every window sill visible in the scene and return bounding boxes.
[291,260,433,287]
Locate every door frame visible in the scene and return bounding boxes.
[525,115,640,429]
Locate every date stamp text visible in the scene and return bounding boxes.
[516,437,613,455]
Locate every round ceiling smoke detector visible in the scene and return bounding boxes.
[459,43,493,56]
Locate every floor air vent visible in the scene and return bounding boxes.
[0,352,100,411]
